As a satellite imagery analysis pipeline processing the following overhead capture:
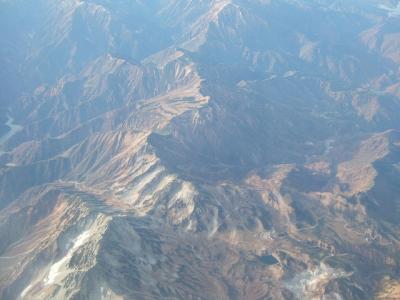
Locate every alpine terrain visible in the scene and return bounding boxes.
[0,0,399,299]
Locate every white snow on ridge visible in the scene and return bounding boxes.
[19,228,92,298]
[45,228,92,285]
[20,284,33,299]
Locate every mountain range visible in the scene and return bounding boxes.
[0,0,399,299]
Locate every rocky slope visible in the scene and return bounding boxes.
[0,0,399,299]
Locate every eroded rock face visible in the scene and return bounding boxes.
[0,0,399,299]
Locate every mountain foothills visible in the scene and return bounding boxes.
[0,0,399,299]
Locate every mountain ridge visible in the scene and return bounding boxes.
[0,0,399,299]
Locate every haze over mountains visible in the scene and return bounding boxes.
[0,0,399,299]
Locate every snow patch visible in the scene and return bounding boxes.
[44,228,92,285]
[20,284,33,299]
